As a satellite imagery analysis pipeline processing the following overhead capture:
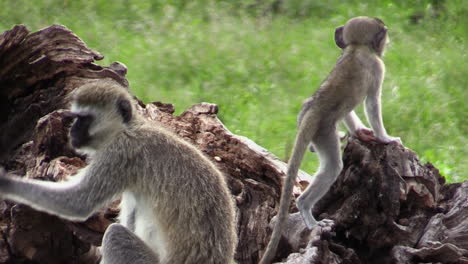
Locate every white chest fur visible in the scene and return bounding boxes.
[119,191,168,260]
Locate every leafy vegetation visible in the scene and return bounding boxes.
[1,0,466,181]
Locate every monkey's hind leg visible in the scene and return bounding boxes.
[101,223,160,264]
[296,128,343,229]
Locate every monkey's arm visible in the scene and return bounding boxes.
[343,111,369,132]
[0,167,123,221]
[365,90,401,144]
[343,111,376,142]
[343,110,367,131]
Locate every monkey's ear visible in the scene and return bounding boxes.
[117,98,132,123]
[372,28,387,53]
[334,26,346,49]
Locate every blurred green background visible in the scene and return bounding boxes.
[1,0,466,182]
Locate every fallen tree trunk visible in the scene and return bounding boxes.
[275,141,468,264]
[0,25,466,264]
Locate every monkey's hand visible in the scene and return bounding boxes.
[353,128,376,142]
[310,219,335,240]
[376,135,402,145]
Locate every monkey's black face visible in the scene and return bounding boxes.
[70,113,94,149]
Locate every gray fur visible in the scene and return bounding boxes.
[0,80,237,264]
[101,223,159,264]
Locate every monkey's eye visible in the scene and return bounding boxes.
[72,114,94,133]
[74,114,94,124]
[70,113,94,148]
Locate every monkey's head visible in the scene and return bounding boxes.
[335,16,389,56]
[69,81,135,153]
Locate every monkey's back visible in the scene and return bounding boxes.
[301,47,383,124]
[117,123,237,264]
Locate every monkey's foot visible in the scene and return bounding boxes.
[317,219,335,229]
[355,128,376,142]
[308,219,336,245]
[296,197,319,229]
[298,209,318,230]
[376,135,402,145]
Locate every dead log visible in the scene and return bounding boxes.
[0,25,466,264]
[0,24,129,264]
[275,141,468,264]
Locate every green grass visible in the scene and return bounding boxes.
[1,0,466,182]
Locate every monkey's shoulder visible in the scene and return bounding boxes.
[328,52,383,87]
[128,124,212,161]
[352,49,384,72]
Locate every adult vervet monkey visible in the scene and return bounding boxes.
[259,16,401,264]
[0,81,237,264]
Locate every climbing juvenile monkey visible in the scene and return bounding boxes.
[260,16,401,264]
[0,80,237,264]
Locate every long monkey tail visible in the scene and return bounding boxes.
[259,122,313,264]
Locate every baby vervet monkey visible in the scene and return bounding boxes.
[259,16,401,264]
[0,81,237,264]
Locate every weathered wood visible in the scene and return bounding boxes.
[0,24,466,264]
[271,140,468,264]
[0,25,127,161]
[0,24,129,264]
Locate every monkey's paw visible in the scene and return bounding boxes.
[317,219,335,230]
[308,219,336,243]
[354,128,376,142]
[376,135,402,145]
